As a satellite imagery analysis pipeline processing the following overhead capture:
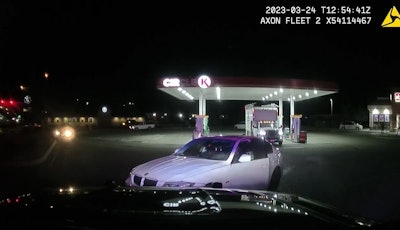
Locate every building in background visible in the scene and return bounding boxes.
[367,89,400,131]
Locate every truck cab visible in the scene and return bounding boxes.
[245,103,283,146]
[255,123,283,146]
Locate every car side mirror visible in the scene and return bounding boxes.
[238,154,252,163]
[173,148,180,154]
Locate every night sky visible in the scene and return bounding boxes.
[1,1,400,122]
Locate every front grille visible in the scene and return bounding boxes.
[133,175,142,186]
[143,178,157,186]
[133,175,157,186]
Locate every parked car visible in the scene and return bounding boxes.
[339,121,363,130]
[123,119,155,130]
[234,121,246,129]
[125,135,282,191]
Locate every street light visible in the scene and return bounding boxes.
[330,98,333,116]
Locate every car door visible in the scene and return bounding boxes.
[227,139,269,189]
[346,121,356,129]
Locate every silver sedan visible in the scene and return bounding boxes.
[125,135,282,191]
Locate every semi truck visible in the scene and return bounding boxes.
[244,103,283,146]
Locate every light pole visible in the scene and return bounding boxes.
[330,98,333,116]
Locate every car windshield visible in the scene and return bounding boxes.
[260,123,274,128]
[174,138,235,161]
[265,129,279,137]
[1,1,400,230]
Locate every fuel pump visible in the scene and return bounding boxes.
[291,114,303,142]
[193,114,209,139]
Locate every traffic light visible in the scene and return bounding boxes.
[0,98,20,109]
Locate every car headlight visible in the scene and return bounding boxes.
[54,130,61,137]
[278,130,283,135]
[54,126,75,142]
[163,181,196,187]
[259,130,266,136]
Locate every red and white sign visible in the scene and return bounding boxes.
[163,78,180,87]
[197,75,211,88]
[394,92,400,102]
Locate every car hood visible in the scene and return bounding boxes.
[0,184,383,229]
[132,155,228,180]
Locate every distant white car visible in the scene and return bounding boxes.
[125,135,282,191]
[124,119,155,130]
[234,121,246,129]
[339,121,363,130]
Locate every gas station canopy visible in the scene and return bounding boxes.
[157,76,338,140]
[157,76,338,102]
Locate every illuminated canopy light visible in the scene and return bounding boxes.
[258,89,313,101]
[372,109,379,114]
[383,108,390,115]
[177,88,194,100]
[216,87,221,100]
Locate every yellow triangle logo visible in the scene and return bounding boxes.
[382,6,400,27]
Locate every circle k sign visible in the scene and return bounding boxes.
[198,75,211,89]
[394,92,400,102]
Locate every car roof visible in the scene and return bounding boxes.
[197,135,256,141]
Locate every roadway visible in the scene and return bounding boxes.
[0,126,399,223]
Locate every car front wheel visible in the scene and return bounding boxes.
[267,167,282,191]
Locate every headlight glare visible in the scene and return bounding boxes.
[54,126,75,142]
